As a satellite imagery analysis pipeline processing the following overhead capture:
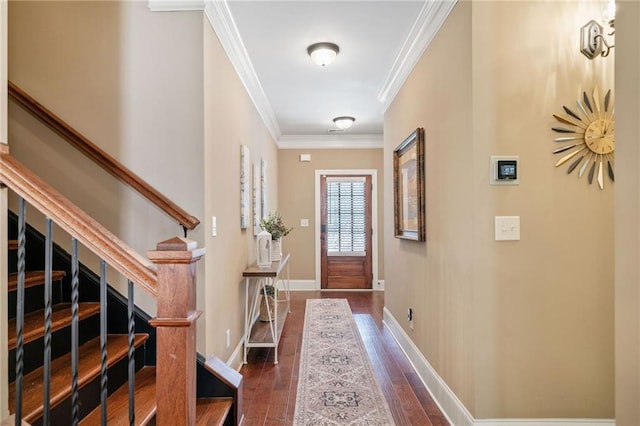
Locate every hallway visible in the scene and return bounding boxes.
[240,291,449,425]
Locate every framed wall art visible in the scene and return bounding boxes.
[261,157,268,219]
[393,128,425,241]
[253,163,261,236]
[240,145,250,229]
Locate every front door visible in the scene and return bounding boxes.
[320,175,372,289]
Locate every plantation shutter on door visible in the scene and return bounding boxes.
[326,177,366,256]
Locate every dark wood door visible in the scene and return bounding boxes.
[320,175,372,289]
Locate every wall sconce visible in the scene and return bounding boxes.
[580,1,615,59]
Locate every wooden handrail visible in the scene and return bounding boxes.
[8,81,200,231]
[0,146,158,297]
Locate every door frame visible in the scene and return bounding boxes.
[315,169,378,290]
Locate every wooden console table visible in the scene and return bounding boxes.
[242,253,290,364]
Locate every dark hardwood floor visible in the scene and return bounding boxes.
[239,291,450,425]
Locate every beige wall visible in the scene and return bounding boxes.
[615,1,640,424]
[278,148,383,281]
[203,19,279,360]
[384,0,475,411]
[385,0,614,419]
[6,0,281,368]
[8,1,207,344]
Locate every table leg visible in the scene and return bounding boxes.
[243,277,249,364]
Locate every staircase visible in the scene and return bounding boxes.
[3,84,241,425]
[5,214,241,425]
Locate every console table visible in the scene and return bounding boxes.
[242,253,290,364]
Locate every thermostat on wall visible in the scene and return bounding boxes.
[490,156,519,185]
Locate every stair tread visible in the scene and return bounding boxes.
[8,302,101,350]
[8,270,66,292]
[79,366,157,426]
[196,397,233,426]
[9,333,149,423]
[8,240,18,250]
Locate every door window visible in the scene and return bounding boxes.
[326,177,366,256]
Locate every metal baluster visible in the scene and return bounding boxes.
[70,238,80,426]
[100,260,108,426]
[15,197,26,426]
[127,279,135,425]
[43,218,53,425]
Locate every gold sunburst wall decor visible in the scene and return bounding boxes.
[552,86,614,189]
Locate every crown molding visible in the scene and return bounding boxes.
[148,0,205,12]
[377,0,458,112]
[149,0,281,141]
[203,1,281,142]
[278,134,383,150]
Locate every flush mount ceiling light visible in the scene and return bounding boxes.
[307,42,340,67]
[333,116,355,130]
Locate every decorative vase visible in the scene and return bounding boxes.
[271,238,282,262]
[257,230,272,267]
[259,295,276,322]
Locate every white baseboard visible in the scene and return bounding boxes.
[382,308,615,426]
[475,421,615,426]
[226,339,245,372]
[383,307,472,426]
[277,279,318,291]
[277,279,387,291]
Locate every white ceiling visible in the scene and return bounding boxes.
[149,0,458,147]
[227,1,425,136]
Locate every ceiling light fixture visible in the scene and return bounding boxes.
[333,116,355,130]
[307,42,340,67]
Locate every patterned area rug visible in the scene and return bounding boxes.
[293,299,396,425]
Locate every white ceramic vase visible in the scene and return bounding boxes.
[271,239,282,262]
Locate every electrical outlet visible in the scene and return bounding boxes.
[226,329,230,348]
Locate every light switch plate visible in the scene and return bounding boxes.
[211,216,217,237]
[300,218,309,227]
[495,216,520,241]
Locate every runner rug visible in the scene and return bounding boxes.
[293,299,396,425]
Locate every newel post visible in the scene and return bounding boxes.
[148,237,205,426]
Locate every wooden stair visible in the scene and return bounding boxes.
[196,398,234,426]
[8,334,148,423]
[8,302,101,349]
[81,367,234,426]
[8,270,66,292]
[6,224,241,425]
[80,366,157,426]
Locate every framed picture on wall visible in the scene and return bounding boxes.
[253,163,261,236]
[393,128,425,241]
[240,145,250,230]
[261,157,268,219]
